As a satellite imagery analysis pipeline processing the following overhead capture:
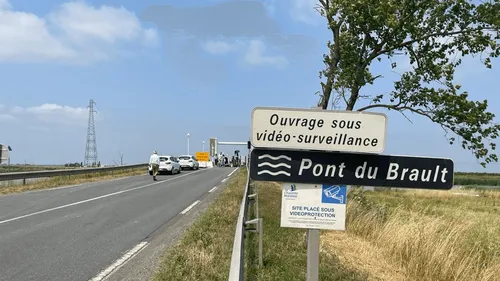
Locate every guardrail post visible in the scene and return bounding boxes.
[250,178,262,268]
[245,213,264,268]
[248,193,259,219]
[23,178,26,185]
[258,218,263,268]
[245,217,263,268]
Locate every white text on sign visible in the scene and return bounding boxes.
[251,107,387,153]
[298,159,449,183]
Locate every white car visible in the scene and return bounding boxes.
[148,155,181,175]
[178,155,199,170]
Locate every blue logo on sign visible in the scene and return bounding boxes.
[321,185,347,204]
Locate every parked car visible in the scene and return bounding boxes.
[148,155,181,175]
[178,155,199,170]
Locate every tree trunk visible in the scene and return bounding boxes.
[319,77,334,109]
[346,86,360,111]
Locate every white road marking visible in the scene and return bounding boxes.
[208,186,218,193]
[89,241,148,281]
[180,200,200,215]
[221,178,227,183]
[227,168,238,177]
[0,170,205,225]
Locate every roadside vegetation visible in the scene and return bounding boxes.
[0,165,75,173]
[323,187,500,281]
[151,167,246,281]
[152,168,500,281]
[152,168,368,281]
[454,172,500,186]
[0,167,146,195]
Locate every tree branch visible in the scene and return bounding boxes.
[319,22,342,109]
[374,28,495,59]
[358,103,433,120]
[367,74,383,84]
[405,46,422,69]
[346,32,372,110]
[317,1,500,166]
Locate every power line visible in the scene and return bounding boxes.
[84,99,98,167]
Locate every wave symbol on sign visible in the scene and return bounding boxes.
[257,154,291,176]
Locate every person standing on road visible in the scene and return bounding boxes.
[149,151,160,181]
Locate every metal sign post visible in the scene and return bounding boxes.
[308,106,322,281]
[307,229,319,281]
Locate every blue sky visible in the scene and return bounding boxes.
[0,0,498,172]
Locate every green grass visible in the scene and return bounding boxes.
[454,172,500,186]
[247,181,368,281]
[151,168,368,281]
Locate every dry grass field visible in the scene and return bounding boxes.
[0,167,146,194]
[322,187,500,281]
[0,165,75,173]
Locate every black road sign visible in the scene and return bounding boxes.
[250,148,454,190]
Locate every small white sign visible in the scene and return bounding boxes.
[280,183,347,230]
[251,107,387,153]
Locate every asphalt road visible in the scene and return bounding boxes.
[0,167,236,281]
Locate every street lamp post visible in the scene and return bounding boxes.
[202,141,205,152]
[187,133,190,155]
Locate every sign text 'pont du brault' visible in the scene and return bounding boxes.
[251,107,388,153]
[250,148,454,190]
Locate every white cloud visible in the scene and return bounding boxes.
[202,40,239,55]
[0,104,15,122]
[0,0,11,9]
[0,0,158,63]
[201,39,288,68]
[289,0,321,25]
[49,2,156,45]
[4,103,91,125]
[0,113,15,121]
[24,103,88,118]
[244,40,288,67]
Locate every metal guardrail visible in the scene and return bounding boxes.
[0,163,148,183]
[228,151,263,281]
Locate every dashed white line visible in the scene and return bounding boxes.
[221,178,227,183]
[208,186,218,193]
[227,168,238,177]
[89,241,148,281]
[180,200,200,215]
[0,170,204,225]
